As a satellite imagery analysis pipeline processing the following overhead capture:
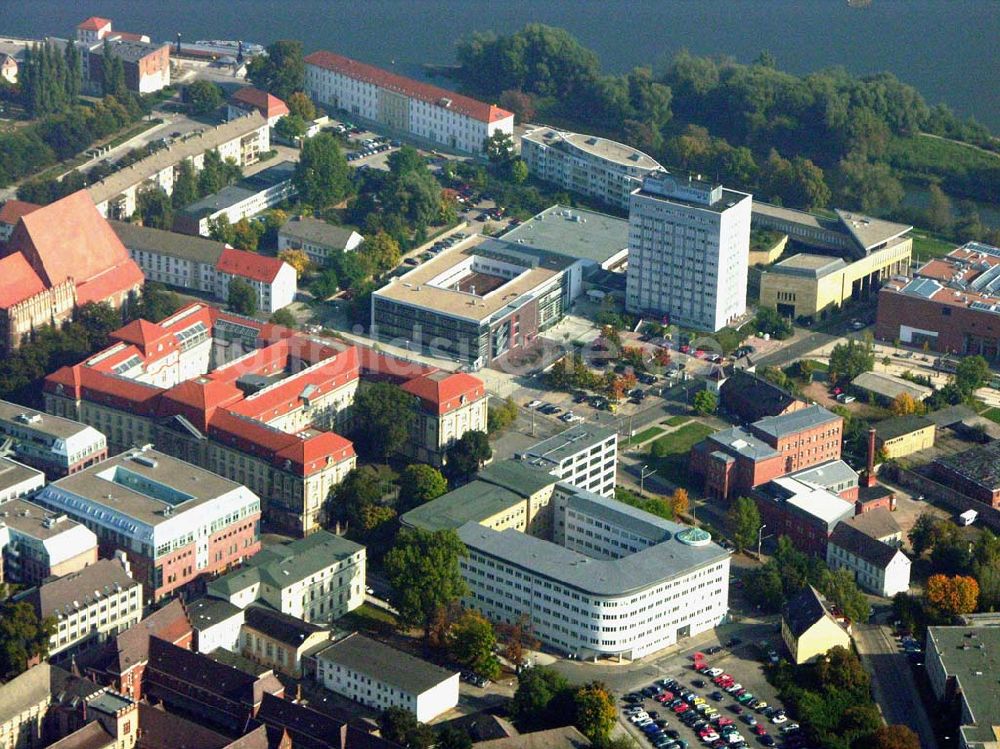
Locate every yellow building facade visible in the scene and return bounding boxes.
[876,417,936,459]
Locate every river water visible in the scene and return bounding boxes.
[6,0,1000,131]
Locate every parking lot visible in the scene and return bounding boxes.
[621,645,805,749]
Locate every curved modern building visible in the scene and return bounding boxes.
[521,127,664,211]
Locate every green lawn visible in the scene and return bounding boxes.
[666,415,690,427]
[648,422,715,489]
[628,426,665,445]
[912,232,958,261]
[801,360,829,372]
[338,603,398,636]
[982,408,1000,425]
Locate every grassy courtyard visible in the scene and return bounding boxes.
[647,422,715,489]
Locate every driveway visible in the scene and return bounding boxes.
[853,624,937,749]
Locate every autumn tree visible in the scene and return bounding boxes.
[448,609,501,679]
[573,682,617,744]
[890,392,922,416]
[286,91,317,121]
[277,248,312,278]
[670,488,690,518]
[926,574,979,615]
[854,725,920,749]
[496,613,539,668]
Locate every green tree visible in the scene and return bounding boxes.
[268,308,297,328]
[328,465,391,533]
[573,682,617,744]
[378,707,435,749]
[954,354,990,397]
[398,464,448,512]
[384,528,469,640]
[449,609,501,679]
[924,183,953,234]
[171,159,199,209]
[487,397,519,434]
[361,231,402,274]
[0,590,56,680]
[286,91,317,121]
[509,158,529,184]
[274,113,307,142]
[909,513,938,557]
[728,496,762,553]
[436,726,473,749]
[511,666,571,731]
[743,564,784,612]
[100,40,127,98]
[247,40,305,101]
[310,268,340,299]
[294,133,351,207]
[754,306,794,339]
[821,568,871,623]
[134,186,173,229]
[693,389,718,415]
[186,80,224,115]
[227,278,258,316]
[815,645,870,692]
[834,154,905,214]
[854,725,921,749]
[446,430,492,480]
[232,218,263,252]
[829,337,875,385]
[484,130,515,165]
[198,149,242,195]
[351,381,416,460]
[208,214,236,245]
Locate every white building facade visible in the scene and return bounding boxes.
[518,424,618,498]
[458,484,730,660]
[521,127,663,211]
[826,524,911,598]
[315,633,460,723]
[305,51,513,156]
[277,217,364,268]
[626,172,752,332]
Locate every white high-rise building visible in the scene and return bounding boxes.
[626,172,752,332]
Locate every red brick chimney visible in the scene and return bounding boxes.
[864,427,878,487]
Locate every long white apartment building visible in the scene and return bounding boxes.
[315,632,459,723]
[0,399,107,478]
[521,127,664,211]
[410,480,730,660]
[626,172,752,332]
[88,112,270,220]
[516,424,617,497]
[304,51,513,155]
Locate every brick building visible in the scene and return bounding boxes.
[0,191,144,352]
[691,405,844,500]
[752,477,856,556]
[719,370,807,424]
[934,441,1000,508]
[876,242,1000,361]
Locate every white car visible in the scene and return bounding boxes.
[700,733,719,744]
[526,400,542,409]
[727,734,745,745]
[706,668,724,677]
[636,718,654,728]
[630,713,649,724]
[725,683,743,693]
[771,714,788,725]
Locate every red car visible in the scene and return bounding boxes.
[673,703,689,714]
[754,726,768,736]
[717,718,734,727]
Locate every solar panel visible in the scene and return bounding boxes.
[903,278,943,299]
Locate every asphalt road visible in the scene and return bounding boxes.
[853,623,938,749]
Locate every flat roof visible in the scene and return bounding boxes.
[770,253,848,278]
[39,448,245,528]
[519,424,616,467]
[834,209,912,252]
[478,461,558,497]
[851,371,932,401]
[935,441,1000,491]
[88,112,267,206]
[768,477,855,526]
[498,205,629,266]
[180,184,260,219]
[788,459,858,489]
[187,596,244,631]
[373,237,563,322]
[317,632,456,695]
[0,398,97,440]
[523,127,662,170]
[707,426,779,461]
[111,221,226,265]
[926,626,1000,747]
[401,479,524,531]
[0,458,43,492]
[634,181,749,215]
[460,484,728,597]
[0,497,88,541]
[752,201,832,232]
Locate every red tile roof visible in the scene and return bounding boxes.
[77,16,111,31]
[106,599,191,676]
[160,378,245,431]
[74,260,145,306]
[0,253,47,308]
[0,200,41,227]
[113,31,147,42]
[216,247,287,284]
[305,50,514,124]
[112,318,174,356]
[275,430,355,473]
[229,87,290,119]
[400,371,486,415]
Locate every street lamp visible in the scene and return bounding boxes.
[639,464,655,496]
[757,524,768,560]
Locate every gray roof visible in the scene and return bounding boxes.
[0,497,89,541]
[851,371,932,401]
[834,209,912,253]
[788,460,858,490]
[926,626,1000,748]
[105,39,169,63]
[187,596,244,631]
[210,530,363,596]
[242,160,296,190]
[0,398,98,441]
[783,585,841,639]
[0,458,44,493]
[400,479,524,532]
[934,441,1000,492]
[111,221,226,265]
[88,112,267,206]
[278,216,362,249]
[26,557,139,619]
[769,254,848,279]
[459,484,729,597]
[567,490,670,544]
[478,460,558,497]
[828,522,902,569]
[498,205,630,266]
[180,184,260,219]
[706,426,779,461]
[875,415,935,441]
[0,664,85,724]
[475,726,592,749]
[523,127,661,170]
[752,404,840,441]
[316,632,456,695]
[242,605,326,649]
[519,424,616,468]
[925,404,977,428]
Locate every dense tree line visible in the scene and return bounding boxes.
[453,25,996,215]
[20,40,82,117]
